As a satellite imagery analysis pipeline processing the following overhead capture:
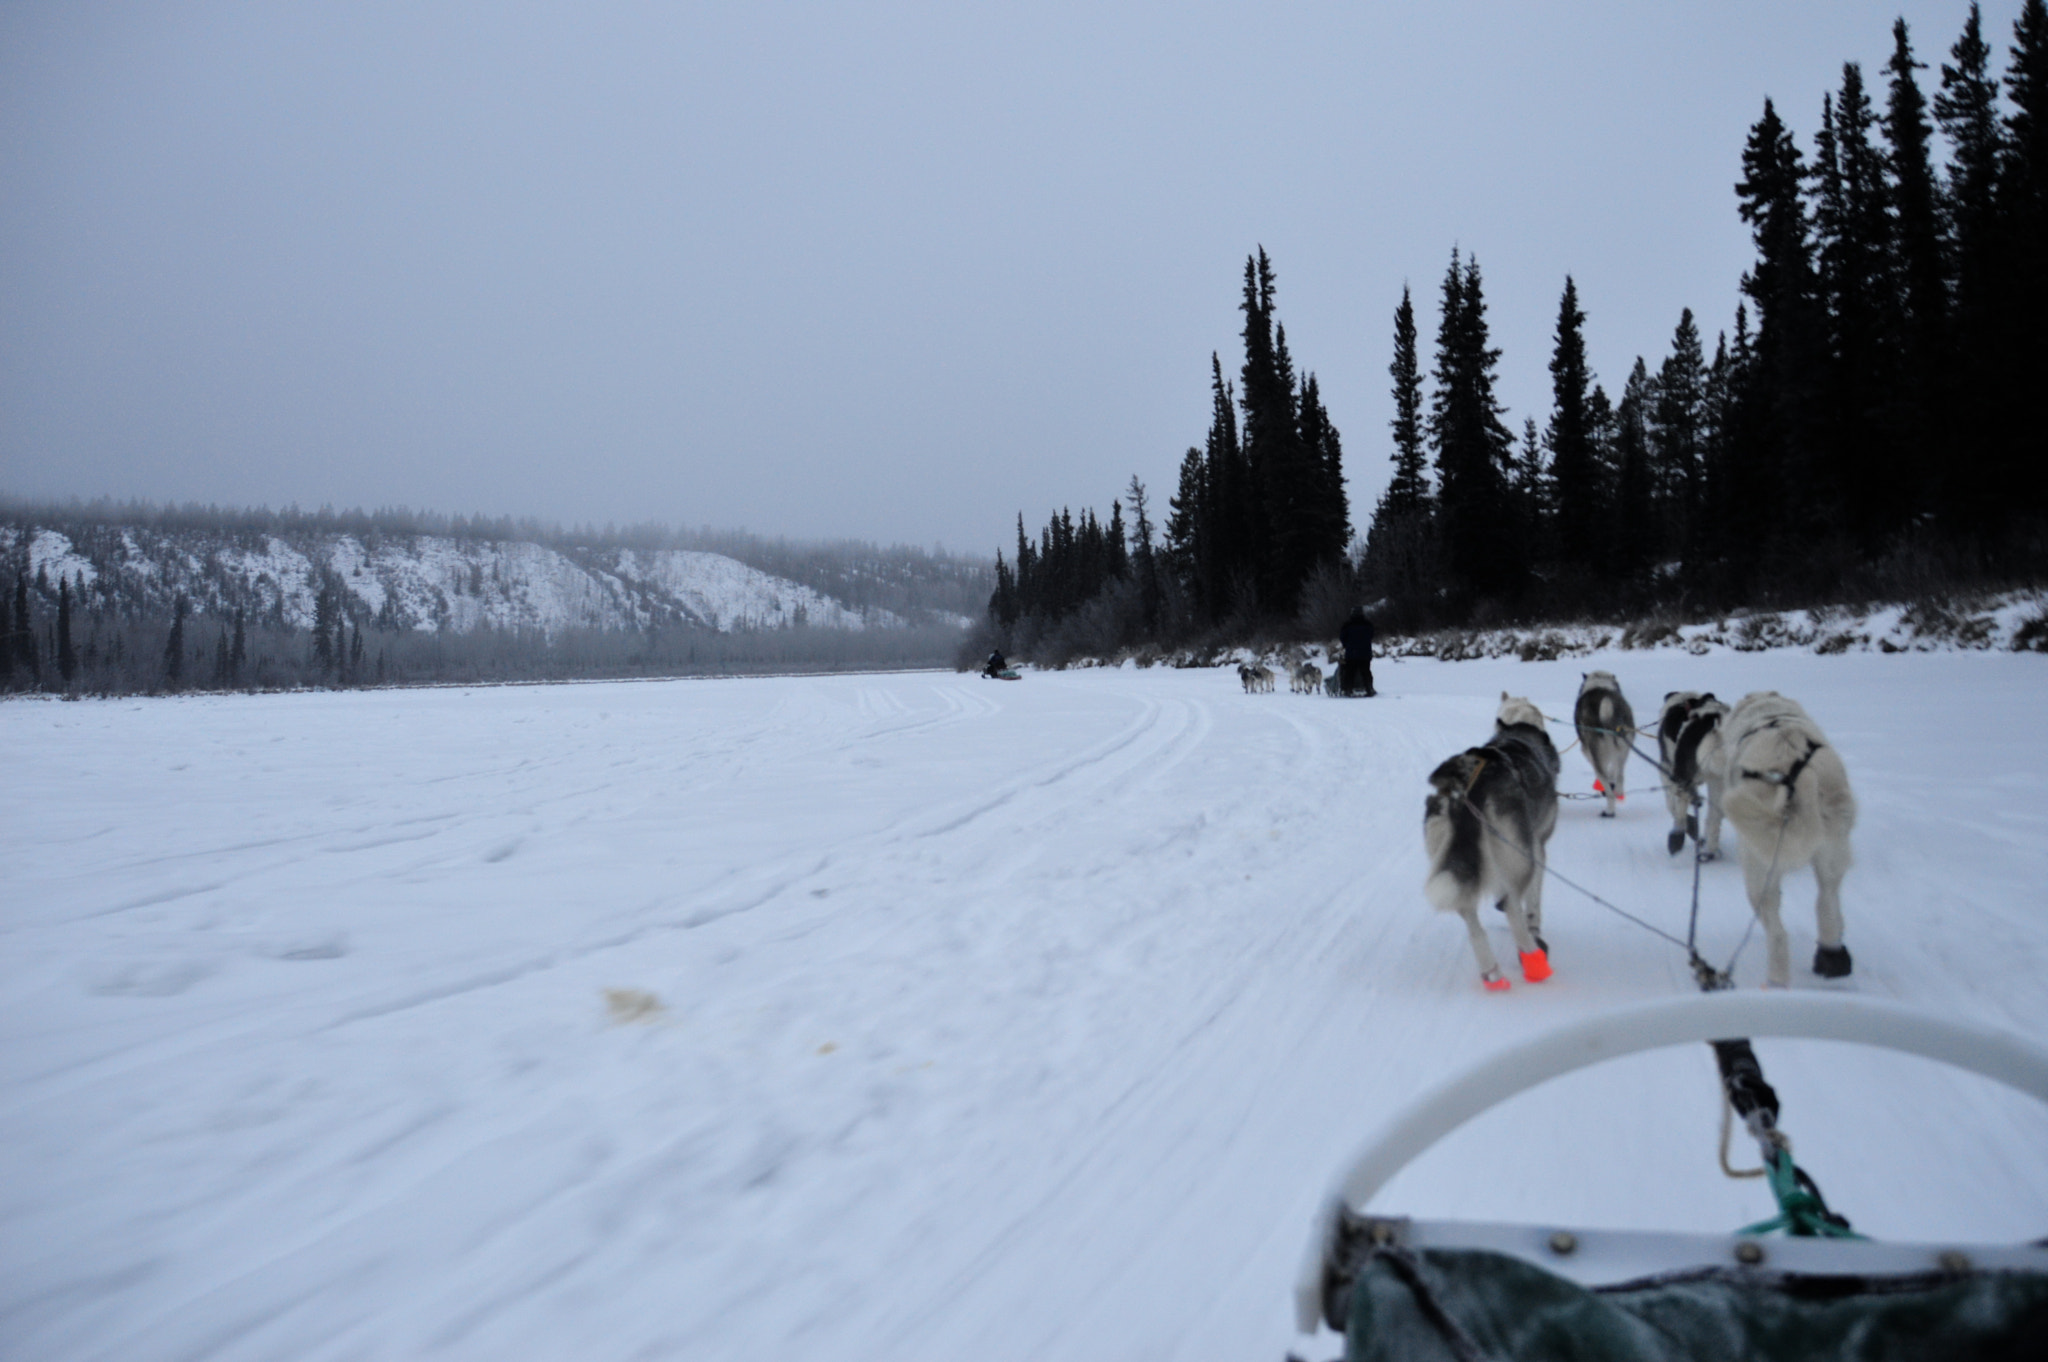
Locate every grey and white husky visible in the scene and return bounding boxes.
[1657,690,1730,858]
[1423,694,1560,992]
[1719,691,1857,987]
[1573,671,1635,818]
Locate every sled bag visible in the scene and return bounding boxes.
[1341,1246,2048,1362]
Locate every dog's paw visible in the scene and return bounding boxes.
[1481,970,1510,993]
[1519,949,1552,983]
[1813,943,1853,979]
[1667,829,1687,856]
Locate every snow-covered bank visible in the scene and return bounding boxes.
[3,652,2045,1360]
[1373,589,2048,661]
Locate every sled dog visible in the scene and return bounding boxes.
[1718,691,1857,987]
[1423,693,1560,991]
[1657,690,1729,859]
[1573,671,1635,818]
[1292,661,1322,694]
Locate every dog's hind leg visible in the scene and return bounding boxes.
[1455,899,1509,991]
[1664,781,1691,855]
[1523,851,1549,956]
[1505,873,1551,982]
[1742,849,1793,988]
[1810,835,1852,978]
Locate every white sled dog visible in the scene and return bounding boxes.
[1657,690,1730,859]
[1718,691,1857,987]
[1573,671,1635,818]
[1292,661,1323,694]
[1423,694,1560,992]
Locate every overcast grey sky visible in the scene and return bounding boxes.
[0,2,2020,555]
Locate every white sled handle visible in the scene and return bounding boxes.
[1295,991,2048,1334]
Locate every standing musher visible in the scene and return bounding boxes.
[1339,608,1376,697]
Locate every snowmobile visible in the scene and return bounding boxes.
[1291,991,2048,1360]
[984,666,1022,681]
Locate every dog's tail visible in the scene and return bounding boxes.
[1423,752,1489,911]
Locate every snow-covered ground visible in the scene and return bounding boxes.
[4,650,2046,1361]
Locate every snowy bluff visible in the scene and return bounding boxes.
[5,524,906,637]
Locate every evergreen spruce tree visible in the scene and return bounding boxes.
[313,579,338,674]
[1882,19,1947,528]
[1545,276,1599,577]
[1165,445,1208,613]
[1362,285,1434,623]
[1514,416,1548,572]
[1203,352,1246,619]
[1383,286,1430,514]
[0,587,12,686]
[1238,250,1308,613]
[14,573,38,685]
[1811,67,1900,543]
[1428,251,1521,608]
[164,595,188,688]
[230,608,247,681]
[1124,475,1161,631]
[1612,359,1657,582]
[1735,99,1821,551]
[1936,5,2006,534]
[57,577,76,686]
[1652,309,1708,569]
[1295,371,1349,572]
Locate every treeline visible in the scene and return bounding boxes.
[988,3,2048,656]
[987,249,1352,663]
[1362,2,2048,627]
[1,574,969,697]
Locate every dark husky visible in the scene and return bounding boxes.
[1573,671,1635,818]
[1423,695,1560,991]
[1657,690,1730,858]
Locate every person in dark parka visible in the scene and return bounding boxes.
[1339,609,1376,696]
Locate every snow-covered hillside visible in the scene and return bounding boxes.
[4,653,2045,1360]
[1,525,899,635]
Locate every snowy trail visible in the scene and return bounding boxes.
[4,653,2046,1360]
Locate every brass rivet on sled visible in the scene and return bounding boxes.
[1938,1250,1972,1274]
[1547,1231,1578,1256]
[1734,1240,1766,1266]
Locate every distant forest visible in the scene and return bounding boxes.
[989,3,2048,661]
[0,499,991,695]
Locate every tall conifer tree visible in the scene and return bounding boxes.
[1546,276,1598,575]
[1429,251,1520,606]
[1384,286,1430,515]
[57,578,76,686]
[1882,19,1947,528]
